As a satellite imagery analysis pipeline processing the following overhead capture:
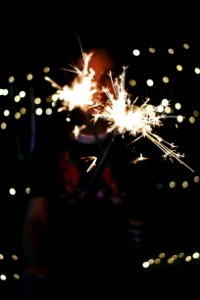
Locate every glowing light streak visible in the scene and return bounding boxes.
[81,156,97,173]
[131,153,150,164]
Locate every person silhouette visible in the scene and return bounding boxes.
[21,47,130,299]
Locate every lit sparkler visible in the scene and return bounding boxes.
[45,50,106,173]
[92,66,195,173]
[45,51,99,112]
[45,48,194,173]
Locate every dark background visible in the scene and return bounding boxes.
[0,4,200,296]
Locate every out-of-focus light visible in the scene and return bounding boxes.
[9,188,16,195]
[161,98,169,107]
[44,66,50,73]
[0,274,6,281]
[13,274,20,280]
[193,110,199,118]
[27,73,33,81]
[172,254,178,260]
[132,49,140,56]
[194,67,200,75]
[25,187,31,194]
[1,122,7,130]
[129,79,137,87]
[11,255,18,261]
[162,76,169,84]
[14,95,21,102]
[189,116,195,124]
[183,43,190,49]
[0,89,8,96]
[176,64,183,72]
[45,108,52,115]
[20,107,26,115]
[182,181,189,189]
[14,112,21,119]
[185,255,192,262]
[168,48,174,54]
[19,91,26,98]
[35,108,43,115]
[46,96,52,103]
[142,261,149,269]
[157,105,164,113]
[8,76,15,83]
[149,47,155,53]
[174,102,182,110]
[146,79,154,87]
[3,110,10,117]
[164,106,171,114]
[167,258,174,264]
[177,115,184,123]
[34,97,41,105]
[194,176,199,183]
[159,253,166,259]
[178,252,185,258]
[154,258,161,264]
[169,181,176,189]
[192,252,199,259]
[148,258,155,265]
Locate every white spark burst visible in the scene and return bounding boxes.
[92,67,194,173]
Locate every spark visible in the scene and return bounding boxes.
[81,156,97,173]
[71,125,86,140]
[45,51,98,112]
[131,153,150,164]
[92,67,194,173]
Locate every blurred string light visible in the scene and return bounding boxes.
[0,252,21,283]
[130,43,200,128]
[142,250,200,271]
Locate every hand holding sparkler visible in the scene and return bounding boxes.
[45,45,194,173]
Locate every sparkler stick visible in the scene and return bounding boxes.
[72,131,116,222]
[85,131,115,193]
[45,50,115,174]
[45,46,123,224]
